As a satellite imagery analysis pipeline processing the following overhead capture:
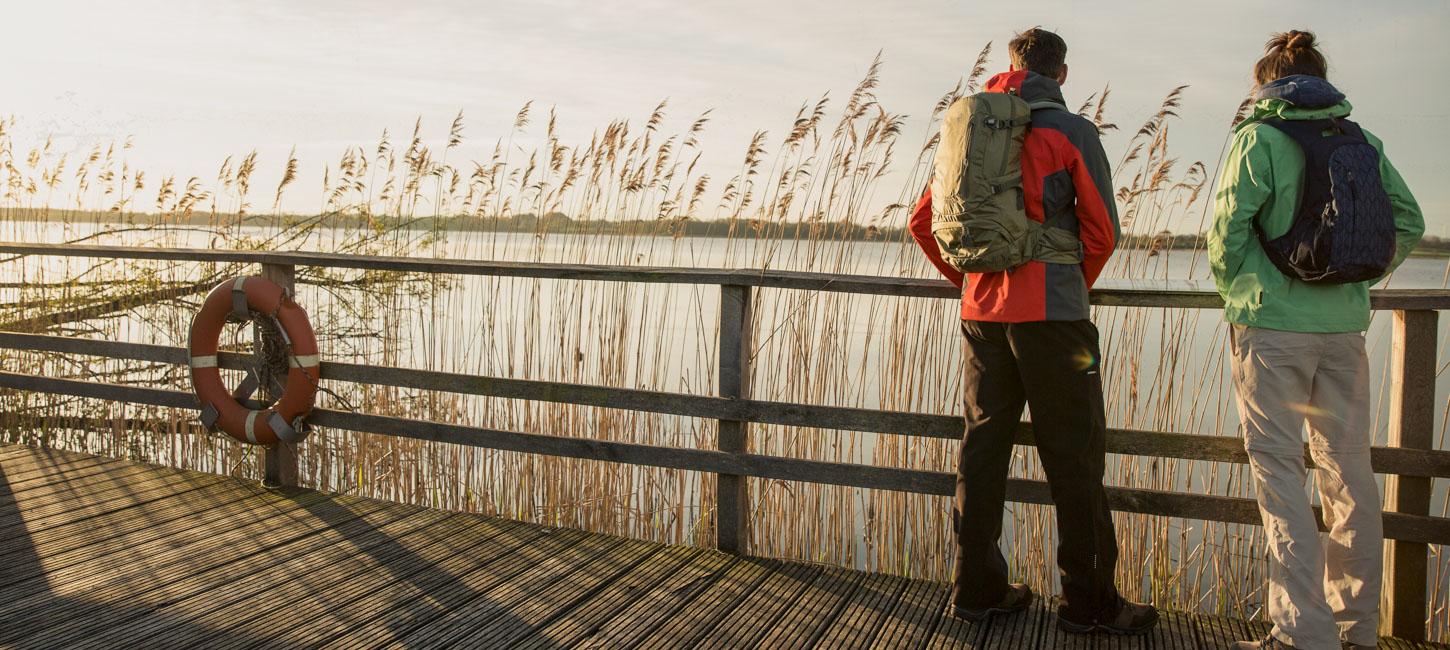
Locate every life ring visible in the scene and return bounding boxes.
[188,276,319,445]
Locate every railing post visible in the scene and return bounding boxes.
[1382,309,1436,641]
[716,283,752,553]
[260,263,299,489]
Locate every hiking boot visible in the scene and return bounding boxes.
[946,583,1033,622]
[1233,636,1298,649]
[1057,599,1158,635]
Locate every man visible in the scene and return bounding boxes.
[909,27,1158,634]
[1211,30,1424,650]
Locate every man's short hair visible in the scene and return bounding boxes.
[1008,27,1067,78]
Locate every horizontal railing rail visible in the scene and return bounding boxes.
[2,370,1446,547]
[2,330,1446,480]
[0,242,1446,638]
[2,241,1448,309]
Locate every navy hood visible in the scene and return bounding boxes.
[1254,75,1346,109]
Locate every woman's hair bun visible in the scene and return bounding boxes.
[1255,30,1326,84]
[1284,30,1316,51]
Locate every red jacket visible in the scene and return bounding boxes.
[910,70,1119,322]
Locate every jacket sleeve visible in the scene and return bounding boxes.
[1209,126,1273,296]
[1068,126,1120,288]
[907,188,965,288]
[1365,131,1424,275]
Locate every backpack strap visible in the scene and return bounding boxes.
[983,116,1029,130]
[1257,116,1367,147]
[1257,117,1322,143]
[1027,100,1069,113]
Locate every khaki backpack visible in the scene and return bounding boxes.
[931,92,1083,273]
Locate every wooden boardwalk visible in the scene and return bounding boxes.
[0,443,1442,649]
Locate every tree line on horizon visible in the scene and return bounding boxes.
[10,207,1450,255]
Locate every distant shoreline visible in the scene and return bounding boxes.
[5,209,1449,255]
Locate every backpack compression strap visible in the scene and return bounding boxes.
[1027,100,1069,113]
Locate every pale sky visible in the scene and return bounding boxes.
[6,0,1448,233]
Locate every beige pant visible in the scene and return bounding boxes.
[1229,325,1382,649]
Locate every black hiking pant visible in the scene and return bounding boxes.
[951,319,1121,622]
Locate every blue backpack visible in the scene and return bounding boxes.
[1255,116,1396,284]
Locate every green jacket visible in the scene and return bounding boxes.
[1208,79,1424,333]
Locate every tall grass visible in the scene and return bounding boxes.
[0,46,1445,640]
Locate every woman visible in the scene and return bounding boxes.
[1208,31,1424,650]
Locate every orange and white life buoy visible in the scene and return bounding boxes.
[188,276,319,445]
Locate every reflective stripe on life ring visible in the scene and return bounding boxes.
[188,276,319,445]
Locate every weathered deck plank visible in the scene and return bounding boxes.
[1,460,191,506]
[444,538,660,648]
[925,594,994,649]
[818,570,910,648]
[2,492,393,646]
[510,546,705,649]
[0,478,273,586]
[3,443,1446,649]
[0,454,131,492]
[278,518,536,648]
[635,555,777,649]
[756,565,866,648]
[0,470,242,538]
[59,508,462,649]
[870,578,947,648]
[315,523,554,649]
[574,551,737,648]
[1198,610,1280,648]
[152,514,489,650]
[696,558,822,648]
[979,588,1047,649]
[391,529,624,648]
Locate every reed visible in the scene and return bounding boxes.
[0,47,1445,639]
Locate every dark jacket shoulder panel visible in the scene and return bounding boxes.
[1030,107,1100,154]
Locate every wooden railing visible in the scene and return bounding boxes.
[0,243,1448,639]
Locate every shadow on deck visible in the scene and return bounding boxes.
[0,443,1441,649]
